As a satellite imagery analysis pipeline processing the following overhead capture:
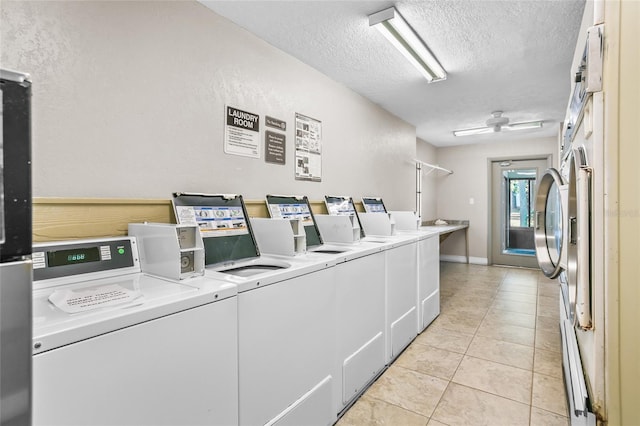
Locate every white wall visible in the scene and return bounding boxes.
[436,137,557,264]
[0,1,416,208]
[416,138,437,221]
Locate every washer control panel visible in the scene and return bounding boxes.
[33,237,138,282]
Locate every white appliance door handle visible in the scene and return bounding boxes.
[569,216,578,245]
[576,167,593,330]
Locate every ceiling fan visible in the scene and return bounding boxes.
[453,111,543,137]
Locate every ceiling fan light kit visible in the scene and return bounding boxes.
[453,111,543,137]
[369,7,446,83]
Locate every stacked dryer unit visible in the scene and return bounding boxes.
[534,18,603,425]
[172,193,338,426]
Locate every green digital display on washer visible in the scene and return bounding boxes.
[47,247,101,267]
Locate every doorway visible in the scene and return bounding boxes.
[490,157,550,268]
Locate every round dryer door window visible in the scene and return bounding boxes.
[534,168,567,279]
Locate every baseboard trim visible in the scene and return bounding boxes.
[439,255,488,265]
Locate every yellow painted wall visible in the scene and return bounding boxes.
[32,198,335,242]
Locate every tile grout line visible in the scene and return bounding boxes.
[429,265,485,425]
[430,268,510,424]
[443,267,568,424]
[360,393,430,421]
[340,265,567,425]
[462,271,537,409]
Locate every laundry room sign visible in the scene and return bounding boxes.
[224,105,260,158]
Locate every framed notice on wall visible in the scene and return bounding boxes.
[224,105,260,158]
[294,113,322,182]
[265,115,287,165]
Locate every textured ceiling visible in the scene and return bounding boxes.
[200,0,585,147]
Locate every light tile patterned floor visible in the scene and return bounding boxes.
[337,262,569,426]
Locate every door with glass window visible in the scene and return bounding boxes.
[491,158,550,267]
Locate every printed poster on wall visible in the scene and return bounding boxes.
[294,113,322,182]
[224,106,260,158]
[264,115,287,165]
[265,131,286,165]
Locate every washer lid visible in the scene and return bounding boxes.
[361,197,388,213]
[32,273,209,354]
[265,194,324,249]
[172,192,261,267]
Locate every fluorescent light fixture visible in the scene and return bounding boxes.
[453,127,496,137]
[369,7,446,83]
[453,121,543,137]
[506,121,543,131]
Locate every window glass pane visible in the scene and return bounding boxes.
[509,178,534,228]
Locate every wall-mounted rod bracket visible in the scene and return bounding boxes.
[412,159,453,219]
[413,159,453,175]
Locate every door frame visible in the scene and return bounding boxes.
[487,154,553,267]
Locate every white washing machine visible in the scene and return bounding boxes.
[356,209,420,364]
[415,233,440,333]
[254,195,391,416]
[281,197,388,415]
[331,244,386,413]
[31,236,238,426]
[389,211,441,334]
[280,238,389,418]
[172,192,338,426]
[383,234,419,362]
[265,194,367,256]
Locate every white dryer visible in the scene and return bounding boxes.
[535,146,596,426]
[31,236,238,426]
[534,22,602,425]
